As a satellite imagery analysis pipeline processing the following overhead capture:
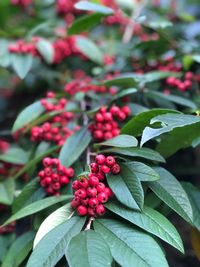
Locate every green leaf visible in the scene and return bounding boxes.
[76,36,103,64]
[94,219,169,267]
[36,39,54,64]
[11,53,33,79]
[2,231,35,267]
[68,13,104,35]
[100,147,165,162]
[126,161,160,181]
[66,230,112,267]
[12,178,43,213]
[141,113,200,146]
[96,134,138,148]
[33,203,74,248]
[12,145,58,180]
[142,71,180,83]
[106,201,184,253]
[156,121,200,157]
[121,109,180,136]
[111,88,137,101]
[0,147,28,165]
[3,195,72,226]
[145,91,197,109]
[0,235,14,263]
[59,127,91,168]
[12,100,44,132]
[103,75,138,88]
[182,183,200,231]
[107,162,144,210]
[148,20,173,29]
[74,1,113,14]
[27,216,86,267]
[149,167,193,224]
[0,178,14,205]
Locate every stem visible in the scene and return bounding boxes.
[85,217,94,230]
[122,0,147,44]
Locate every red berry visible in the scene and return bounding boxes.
[77,205,87,216]
[121,106,131,116]
[60,176,69,185]
[110,106,120,116]
[44,167,52,176]
[105,156,116,167]
[111,163,121,174]
[96,204,106,216]
[81,198,89,206]
[44,177,52,185]
[100,165,110,174]
[104,187,114,198]
[98,192,108,203]
[104,112,113,121]
[185,71,193,80]
[95,154,106,165]
[95,113,104,122]
[65,167,74,178]
[96,182,106,192]
[88,175,99,186]
[88,198,99,208]
[72,180,80,190]
[75,189,87,199]
[43,157,52,167]
[90,162,99,173]
[93,130,103,140]
[87,187,97,197]
[96,171,105,181]
[87,207,96,216]
[104,131,113,140]
[78,178,89,189]
[52,182,61,190]
[117,111,126,121]
[51,158,59,167]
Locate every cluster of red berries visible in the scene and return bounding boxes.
[31,93,78,146]
[71,154,119,217]
[166,72,194,92]
[53,37,82,64]
[0,222,16,234]
[8,39,38,56]
[89,105,131,141]
[64,78,116,96]
[10,0,32,7]
[38,157,74,195]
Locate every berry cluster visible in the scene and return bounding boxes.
[31,94,78,146]
[8,39,38,56]
[71,154,120,217]
[166,72,194,92]
[89,105,131,141]
[56,0,80,15]
[10,0,32,7]
[38,157,74,195]
[53,37,82,64]
[64,78,116,96]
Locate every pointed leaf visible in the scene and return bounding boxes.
[107,163,143,209]
[11,53,33,79]
[94,219,169,267]
[182,183,200,231]
[36,39,54,64]
[66,230,112,267]
[2,231,35,267]
[33,203,74,248]
[0,147,28,165]
[27,216,86,267]
[59,127,91,168]
[0,178,14,205]
[149,167,193,223]
[126,161,160,181]
[3,195,72,226]
[76,37,103,64]
[100,147,165,162]
[121,109,180,136]
[96,135,138,148]
[106,201,184,253]
[12,101,44,132]
[74,1,113,14]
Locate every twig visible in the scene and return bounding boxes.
[122,0,147,44]
[85,217,94,230]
